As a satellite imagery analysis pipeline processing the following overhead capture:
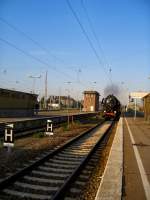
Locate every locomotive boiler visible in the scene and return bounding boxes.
[101,94,121,119]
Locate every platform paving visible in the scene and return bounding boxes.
[95,117,123,200]
[95,115,150,200]
[123,116,150,200]
[0,116,52,123]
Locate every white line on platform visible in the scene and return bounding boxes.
[125,118,150,200]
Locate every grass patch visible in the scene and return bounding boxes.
[60,120,82,132]
[33,132,44,138]
[62,123,70,131]
[82,115,103,124]
[74,120,81,125]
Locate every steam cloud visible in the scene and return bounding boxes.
[104,83,128,105]
[104,84,120,97]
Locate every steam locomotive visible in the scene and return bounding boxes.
[101,94,121,119]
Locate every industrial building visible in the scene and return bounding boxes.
[83,91,100,112]
[0,88,38,117]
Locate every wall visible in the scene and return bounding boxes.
[144,94,150,121]
[0,88,37,117]
[83,91,99,112]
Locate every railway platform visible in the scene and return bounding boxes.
[123,115,150,200]
[0,111,98,123]
[95,115,150,200]
[0,112,99,138]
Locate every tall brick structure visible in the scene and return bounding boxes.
[83,91,100,112]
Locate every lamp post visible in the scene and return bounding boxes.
[65,89,70,128]
[15,80,19,90]
[58,87,61,110]
[90,81,97,90]
[64,81,72,108]
[134,97,137,120]
[29,75,41,94]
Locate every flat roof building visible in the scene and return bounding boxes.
[0,88,38,117]
[83,91,100,112]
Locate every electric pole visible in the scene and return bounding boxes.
[45,71,48,109]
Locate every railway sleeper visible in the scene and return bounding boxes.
[38,166,74,173]
[44,162,77,169]
[47,158,81,165]
[53,155,84,161]
[23,175,64,185]
[2,189,52,200]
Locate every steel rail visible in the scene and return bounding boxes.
[52,120,115,200]
[0,120,105,192]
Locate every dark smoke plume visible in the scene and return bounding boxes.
[104,83,128,105]
[104,84,120,97]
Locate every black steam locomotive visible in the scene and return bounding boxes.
[101,94,121,119]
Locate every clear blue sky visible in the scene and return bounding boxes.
[0,0,149,103]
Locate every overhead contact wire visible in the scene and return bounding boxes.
[81,0,113,84]
[0,17,88,88]
[66,0,111,82]
[0,37,73,80]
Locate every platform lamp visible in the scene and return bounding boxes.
[64,81,72,109]
[89,81,97,91]
[28,75,41,94]
[93,81,97,90]
[65,88,70,128]
[15,80,19,91]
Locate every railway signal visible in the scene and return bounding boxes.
[45,119,53,136]
[3,124,14,152]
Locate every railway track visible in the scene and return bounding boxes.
[0,120,115,200]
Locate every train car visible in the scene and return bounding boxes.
[101,94,121,119]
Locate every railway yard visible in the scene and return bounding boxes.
[0,111,149,200]
[1,1,149,199]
